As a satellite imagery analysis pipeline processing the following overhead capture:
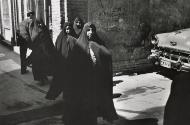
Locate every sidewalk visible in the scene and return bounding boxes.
[0,44,63,125]
[0,44,171,125]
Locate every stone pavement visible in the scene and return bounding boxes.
[0,44,172,125]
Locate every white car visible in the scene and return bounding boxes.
[148,28,190,72]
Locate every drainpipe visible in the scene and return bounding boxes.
[64,0,68,22]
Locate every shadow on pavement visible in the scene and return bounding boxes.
[0,101,63,125]
[113,106,165,125]
[0,66,61,125]
[113,65,155,77]
[113,80,123,86]
[114,116,158,125]
[0,102,163,125]
[0,54,162,125]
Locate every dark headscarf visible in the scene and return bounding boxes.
[29,18,56,78]
[75,22,90,53]
[55,22,76,57]
[77,22,107,52]
[73,17,84,38]
[30,19,46,42]
[30,18,54,54]
[88,23,105,46]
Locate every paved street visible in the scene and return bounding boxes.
[113,72,171,125]
[0,43,172,125]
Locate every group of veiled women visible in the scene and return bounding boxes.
[19,13,190,125]
[30,17,118,125]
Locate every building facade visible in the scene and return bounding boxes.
[1,0,190,72]
[0,0,87,52]
[0,0,47,43]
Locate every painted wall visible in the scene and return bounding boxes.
[88,0,190,72]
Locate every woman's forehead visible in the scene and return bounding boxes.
[84,25,90,31]
[75,20,81,23]
[74,19,82,24]
[64,22,71,27]
[87,24,96,31]
[66,25,71,28]
[87,27,93,31]
[84,23,91,27]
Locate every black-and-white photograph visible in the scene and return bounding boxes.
[0,0,190,125]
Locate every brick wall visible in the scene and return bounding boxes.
[67,0,88,22]
[60,0,88,26]
[88,0,151,72]
[88,0,190,72]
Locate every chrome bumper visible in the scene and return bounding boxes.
[148,49,190,72]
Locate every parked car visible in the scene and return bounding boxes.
[148,28,190,72]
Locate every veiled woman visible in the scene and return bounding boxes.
[55,22,77,56]
[46,20,96,125]
[84,22,118,122]
[29,18,56,85]
[46,22,118,125]
[73,17,84,38]
[46,22,76,98]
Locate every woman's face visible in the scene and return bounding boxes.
[75,20,82,29]
[65,26,71,34]
[87,27,94,40]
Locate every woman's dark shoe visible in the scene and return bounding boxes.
[21,69,29,74]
